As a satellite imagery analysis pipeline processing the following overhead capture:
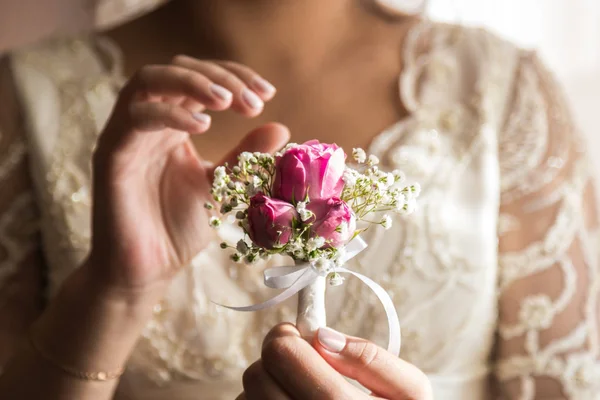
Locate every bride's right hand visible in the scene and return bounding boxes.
[240,324,433,399]
[88,55,290,297]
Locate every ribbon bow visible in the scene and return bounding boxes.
[217,237,402,356]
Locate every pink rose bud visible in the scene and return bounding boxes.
[247,194,298,249]
[307,198,356,247]
[273,140,346,203]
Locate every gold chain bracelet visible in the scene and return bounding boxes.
[29,334,125,381]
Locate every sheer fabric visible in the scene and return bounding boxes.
[1,20,599,399]
[495,53,600,399]
[0,57,44,372]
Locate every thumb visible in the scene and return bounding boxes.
[207,122,290,181]
[314,327,433,400]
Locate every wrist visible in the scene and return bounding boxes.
[31,261,164,375]
[73,257,168,316]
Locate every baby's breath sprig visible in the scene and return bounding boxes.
[210,151,276,211]
[341,148,420,231]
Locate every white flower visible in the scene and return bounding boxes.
[236,240,249,255]
[343,169,358,186]
[306,237,326,252]
[313,258,332,274]
[328,272,345,287]
[296,201,314,222]
[368,166,379,176]
[297,201,306,213]
[246,176,263,197]
[333,248,347,267]
[373,181,386,192]
[252,175,263,187]
[258,153,274,163]
[352,148,367,163]
[209,217,221,228]
[239,152,253,164]
[214,166,227,181]
[234,182,245,192]
[287,238,303,252]
[293,249,306,259]
[238,152,258,169]
[367,155,380,166]
[281,143,298,153]
[392,169,406,183]
[393,191,407,207]
[213,167,228,191]
[287,239,306,259]
[397,198,417,215]
[410,183,421,198]
[381,172,396,187]
[381,215,392,230]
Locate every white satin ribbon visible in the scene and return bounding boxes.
[216,236,402,356]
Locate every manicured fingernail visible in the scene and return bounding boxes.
[210,84,233,101]
[242,88,264,110]
[193,113,211,125]
[318,327,346,353]
[252,76,276,96]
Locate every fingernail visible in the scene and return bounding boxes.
[318,327,346,353]
[210,84,233,101]
[192,113,211,125]
[242,88,264,110]
[252,76,276,96]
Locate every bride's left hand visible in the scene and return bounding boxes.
[237,323,433,400]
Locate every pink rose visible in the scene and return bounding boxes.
[273,140,346,203]
[247,194,298,249]
[307,198,356,247]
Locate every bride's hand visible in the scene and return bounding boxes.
[239,324,433,400]
[88,55,289,296]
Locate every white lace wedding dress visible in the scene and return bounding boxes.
[1,15,600,400]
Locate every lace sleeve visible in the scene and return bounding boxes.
[495,51,600,399]
[0,57,44,372]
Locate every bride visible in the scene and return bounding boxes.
[0,0,599,398]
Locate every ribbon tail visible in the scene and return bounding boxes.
[338,267,401,357]
[214,268,319,312]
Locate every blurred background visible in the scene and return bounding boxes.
[427,0,600,169]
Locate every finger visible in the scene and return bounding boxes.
[125,65,233,111]
[173,56,268,117]
[207,122,290,181]
[128,102,211,134]
[261,323,365,399]
[314,327,433,400]
[243,360,293,400]
[217,60,277,100]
